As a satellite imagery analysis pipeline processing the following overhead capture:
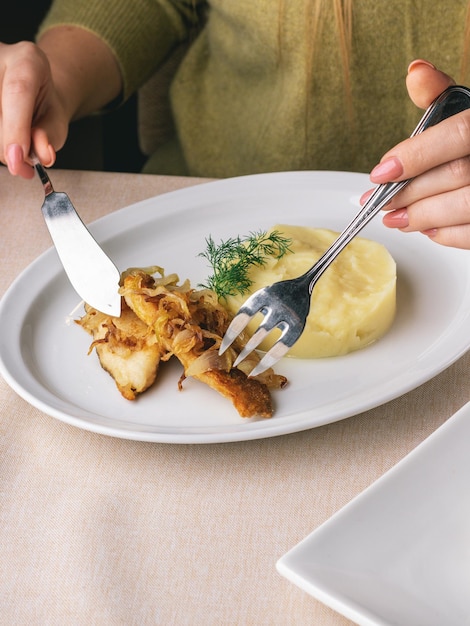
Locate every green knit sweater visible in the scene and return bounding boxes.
[39,0,470,177]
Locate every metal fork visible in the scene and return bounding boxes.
[219,85,470,376]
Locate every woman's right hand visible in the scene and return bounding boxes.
[0,41,69,178]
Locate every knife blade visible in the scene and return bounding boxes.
[33,157,121,317]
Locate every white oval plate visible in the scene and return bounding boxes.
[1,171,470,443]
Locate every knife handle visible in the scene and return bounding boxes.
[30,152,54,196]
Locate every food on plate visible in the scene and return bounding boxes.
[77,267,287,418]
[199,230,292,299]
[77,300,163,400]
[77,223,395,416]
[224,225,397,358]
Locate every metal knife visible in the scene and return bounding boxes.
[32,156,121,317]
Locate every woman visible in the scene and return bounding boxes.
[1,0,470,248]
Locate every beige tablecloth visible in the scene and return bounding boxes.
[1,165,468,625]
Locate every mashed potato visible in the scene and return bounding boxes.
[225,225,396,358]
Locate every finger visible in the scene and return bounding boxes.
[385,186,470,232]
[370,109,470,184]
[359,188,375,205]
[5,127,56,178]
[362,154,470,211]
[0,43,46,172]
[381,155,470,212]
[5,143,34,178]
[406,59,455,109]
[31,127,56,166]
[424,224,470,249]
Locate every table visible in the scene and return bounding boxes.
[1,165,468,625]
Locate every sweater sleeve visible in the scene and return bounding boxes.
[37,0,205,100]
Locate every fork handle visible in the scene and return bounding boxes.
[305,85,470,293]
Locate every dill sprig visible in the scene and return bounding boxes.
[199,230,292,299]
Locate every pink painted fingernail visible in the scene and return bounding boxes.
[383,208,409,228]
[407,59,436,73]
[370,157,404,183]
[45,144,55,167]
[359,189,374,205]
[422,228,438,237]
[6,143,23,175]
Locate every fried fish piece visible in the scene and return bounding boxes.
[76,299,163,400]
[120,269,287,417]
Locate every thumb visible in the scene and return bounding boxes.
[406,59,455,109]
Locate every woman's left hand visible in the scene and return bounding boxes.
[366,59,470,249]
